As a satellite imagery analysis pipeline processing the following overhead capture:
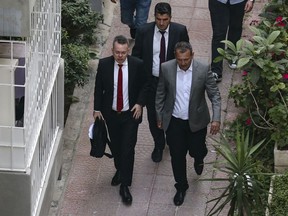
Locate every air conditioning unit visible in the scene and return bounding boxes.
[0,0,36,37]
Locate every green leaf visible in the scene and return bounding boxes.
[222,40,237,53]
[254,59,264,69]
[236,39,244,51]
[217,48,226,56]
[213,55,224,63]
[249,26,262,36]
[237,57,251,68]
[278,82,286,89]
[244,40,255,52]
[263,20,272,28]
[267,30,280,44]
[270,85,279,92]
[250,70,260,84]
[253,36,265,45]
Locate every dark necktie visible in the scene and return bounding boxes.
[159,31,166,69]
[117,64,123,112]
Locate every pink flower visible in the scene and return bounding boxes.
[283,73,288,80]
[275,16,286,27]
[242,71,248,76]
[245,118,252,126]
[276,16,283,22]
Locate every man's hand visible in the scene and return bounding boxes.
[93,111,104,120]
[210,121,220,135]
[244,1,254,13]
[110,0,117,3]
[131,104,142,119]
[157,120,162,129]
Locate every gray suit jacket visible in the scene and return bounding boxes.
[155,59,221,132]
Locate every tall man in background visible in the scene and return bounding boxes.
[132,2,189,162]
[209,0,254,82]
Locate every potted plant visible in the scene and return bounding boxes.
[215,0,288,173]
[203,128,270,216]
[266,171,288,215]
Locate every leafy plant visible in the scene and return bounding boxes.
[215,4,288,148]
[204,129,270,216]
[62,43,90,87]
[61,0,103,45]
[268,171,288,215]
[61,0,103,88]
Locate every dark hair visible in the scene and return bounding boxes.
[113,35,129,47]
[154,2,171,17]
[174,41,193,54]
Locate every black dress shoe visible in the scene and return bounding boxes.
[111,170,121,186]
[120,185,132,205]
[194,160,204,175]
[151,148,163,162]
[173,190,186,206]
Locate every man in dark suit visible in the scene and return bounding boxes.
[93,35,148,205]
[155,42,221,206]
[132,2,189,162]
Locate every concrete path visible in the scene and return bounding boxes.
[48,0,267,215]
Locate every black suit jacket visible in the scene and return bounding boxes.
[94,55,147,122]
[132,22,189,78]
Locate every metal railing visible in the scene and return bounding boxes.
[0,0,61,214]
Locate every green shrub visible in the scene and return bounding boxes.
[203,129,270,216]
[61,0,103,88]
[62,43,90,87]
[215,0,288,148]
[61,0,103,45]
[269,171,288,215]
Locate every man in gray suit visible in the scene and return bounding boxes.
[155,42,221,206]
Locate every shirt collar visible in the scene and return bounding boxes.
[115,58,128,66]
[155,25,170,34]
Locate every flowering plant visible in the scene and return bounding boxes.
[216,0,288,148]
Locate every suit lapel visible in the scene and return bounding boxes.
[107,56,115,93]
[147,23,155,58]
[170,60,178,99]
[190,60,199,102]
[167,23,175,59]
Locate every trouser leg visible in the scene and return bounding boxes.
[209,0,230,76]
[166,117,190,191]
[134,0,151,28]
[146,79,165,150]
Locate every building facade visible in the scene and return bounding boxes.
[0,0,63,215]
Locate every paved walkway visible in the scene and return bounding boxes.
[48,0,267,215]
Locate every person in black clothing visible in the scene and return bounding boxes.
[132,2,189,162]
[93,35,148,205]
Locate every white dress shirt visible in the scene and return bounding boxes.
[152,25,169,77]
[172,62,193,120]
[112,59,129,111]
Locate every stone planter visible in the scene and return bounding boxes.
[266,173,288,216]
[265,175,275,216]
[274,144,288,173]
